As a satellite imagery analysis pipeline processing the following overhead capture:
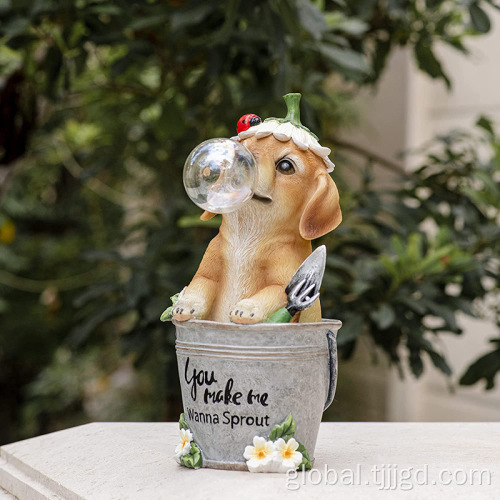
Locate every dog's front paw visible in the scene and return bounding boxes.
[172,298,206,322]
[229,299,264,324]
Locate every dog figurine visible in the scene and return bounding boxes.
[173,94,341,324]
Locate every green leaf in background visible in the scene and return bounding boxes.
[415,43,451,89]
[476,115,495,136]
[318,43,370,75]
[427,350,452,377]
[460,341,500,390]
[297,0,328,39]
[336,314,364,346]
[469,2,491,33]
[370,303,395,330]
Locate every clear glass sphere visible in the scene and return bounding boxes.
[183,138,256,214]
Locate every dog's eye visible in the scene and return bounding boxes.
[276,159,295,175]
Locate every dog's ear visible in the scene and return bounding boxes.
[299,172,342,240]
[200,211,216,221]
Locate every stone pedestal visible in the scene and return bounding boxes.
[1,422,498,499]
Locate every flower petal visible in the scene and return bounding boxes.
[243,445,255,460]
[260,459,277,473]
[291,128,309,151]
[238,128,256,140]
[287,438,299,452]
[324,157,335,172]
[273,122,294,142]
[269,457,282,473]
[292,451,303,465]
[180,428,193,443]
[264,441,275,454]
[284,458,298,468]
[247,461,262,473]
[309,139,331,157]
[253,436,267,448]
[275,459,295,473]
[274,438,286,452]
[254,120,279,139]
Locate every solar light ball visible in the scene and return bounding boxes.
[183,138,257,214]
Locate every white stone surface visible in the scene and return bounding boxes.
[0,422,499,499]
[0,487,15,499]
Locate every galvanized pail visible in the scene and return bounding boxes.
[174,318,341,470]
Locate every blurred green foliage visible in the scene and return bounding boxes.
[0,0,499,444]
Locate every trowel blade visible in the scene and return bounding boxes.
[285,245,327,301]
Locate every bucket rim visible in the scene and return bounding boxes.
[173,317,342,332]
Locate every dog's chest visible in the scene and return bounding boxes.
[219,212,265,312]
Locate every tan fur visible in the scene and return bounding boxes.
[172,135,341,324]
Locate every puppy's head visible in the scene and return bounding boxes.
[201,94,341,240]
[249,135,341,240]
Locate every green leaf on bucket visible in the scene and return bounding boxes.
[177,416,203,469]
[160,306,173,322]
[179,453,193,468]
[179,442,203,469]
[269,414,295,441]
[296,441,312,470]
[180,448,202,469]
[179,413,189,430]
[160,291,182,322]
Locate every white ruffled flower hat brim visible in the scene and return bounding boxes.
[231,119,335,173]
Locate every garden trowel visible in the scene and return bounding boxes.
[266,245,326,323]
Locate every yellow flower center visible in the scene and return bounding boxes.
[281,447,293,459]
[257,449,267,459]
[181,437,189,448]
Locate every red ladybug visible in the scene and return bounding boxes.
[237,114,262,134]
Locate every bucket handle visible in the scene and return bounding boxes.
[323,330,337,411]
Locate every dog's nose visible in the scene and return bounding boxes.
[253,158,275,200]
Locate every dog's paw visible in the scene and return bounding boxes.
[229,299,264,324]
[172,298,206,322]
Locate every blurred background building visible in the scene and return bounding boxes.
[339,9,500,421]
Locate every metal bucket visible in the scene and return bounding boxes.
[174,318,341,470]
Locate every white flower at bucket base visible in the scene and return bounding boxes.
[175,428,193,458]
[243,436,275,472]
[243,415,311,473]
[273,438,303,472]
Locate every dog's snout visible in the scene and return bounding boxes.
[252,157,275,203]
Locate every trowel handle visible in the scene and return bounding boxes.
[323,330,337,412]
[266,308,293,323]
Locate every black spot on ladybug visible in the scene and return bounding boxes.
[249,116,262,127]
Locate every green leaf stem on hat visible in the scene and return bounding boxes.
[264,93,319,140]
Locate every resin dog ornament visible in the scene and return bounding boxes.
[166,93,342,473]
[172,93,341,324]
